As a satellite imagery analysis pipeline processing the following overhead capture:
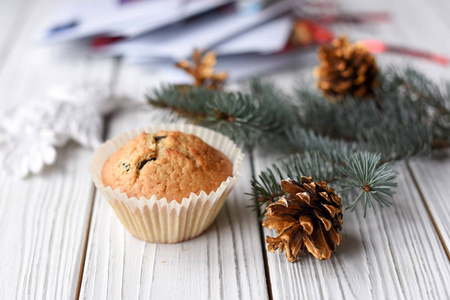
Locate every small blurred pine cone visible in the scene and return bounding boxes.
[315,35,379,100]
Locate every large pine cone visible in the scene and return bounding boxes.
[262,177,343,262]
[315,35,379,99]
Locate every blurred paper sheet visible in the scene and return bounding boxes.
[118,0,236,37]
[38,0,233,44]
[101,0,292,59]
[216,16,293,55]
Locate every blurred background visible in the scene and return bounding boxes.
[37,0,342,83]
[2,0,450,106]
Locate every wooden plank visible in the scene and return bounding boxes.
[408,155,450,253]
[0,62,116,296]
[253,146,450,299]
[0,146,95,300]
[0,0,117,299]
[79,104,269,299]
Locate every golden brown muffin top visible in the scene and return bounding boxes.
[101,130,232,203]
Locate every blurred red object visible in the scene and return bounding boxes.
[315,12,389,24]
[91,36,125,48]
[361,39,449,66]
[287,20,334,48]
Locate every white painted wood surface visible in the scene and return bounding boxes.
[0,0,450,299]
[253,0,450,298]
[254,147,450,299]
[408,156,450,256]
[0,0,116,299]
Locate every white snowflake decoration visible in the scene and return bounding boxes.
[0,82,121,177]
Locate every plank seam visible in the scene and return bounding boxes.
[249,152,273,300]
[406,162,450,261]
[76,56,123,299]
[224,203,242,299]
[75,186,97,300]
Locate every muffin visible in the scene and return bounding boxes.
[89,124,243,243]
[101,130,232,203]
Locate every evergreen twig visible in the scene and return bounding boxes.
[339,152,397,216]
[147,67,450,216]
[147,79,295,149]
[249,150,397,218]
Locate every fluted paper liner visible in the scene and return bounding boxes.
[89,124,244,243]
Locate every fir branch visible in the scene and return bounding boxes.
[339,152,397,217]
[250,150,397,218]
[147,85,216,119]
[249,127,352,216]
[380,67,450,146]
[294,76,434,162]
[249,166,285,220]
[147,67,450,218]
[204,91,293,148]
[383,67,447,111]
[148,80,296,149]
[285,127,354,160]
[251,150,344,211]
[250,123,398,217]
[295,86,385,141]
[358,120,431,162]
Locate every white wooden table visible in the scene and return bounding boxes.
[1,0,450,299]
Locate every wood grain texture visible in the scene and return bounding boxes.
[0,146,95,300]
[80,107,268,300]
[254,0,450,296]
[253,144,450,299]
[389,0,450,256]
[408,154,450,253]
[0,0,116,298]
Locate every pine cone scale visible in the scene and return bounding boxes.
[281,179,304,194]
[341,68,354,78]
[319,191,330,202]
[354,86,367,98]
[327,226,341,246]
[296,192,311,205]
[266,223,304,263]
[266,199,302,216]
[305,228,331,260]
[262,217,296,232]
[299,215,314,235]
[322,203,340,218]
[315,209,332,231]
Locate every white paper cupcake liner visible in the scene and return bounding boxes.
[89,123,244,243]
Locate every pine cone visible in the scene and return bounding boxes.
[262,177,343,262]
[175,49,228,89]
[315,35,379,99]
